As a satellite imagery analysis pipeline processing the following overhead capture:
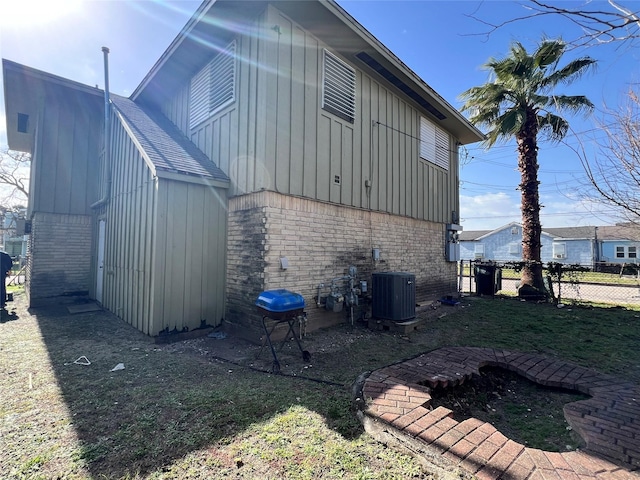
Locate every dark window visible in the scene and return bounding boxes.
[17,113,29,133]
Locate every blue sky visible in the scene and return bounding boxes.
[1,0,638,230]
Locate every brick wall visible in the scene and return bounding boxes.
[225,200,268,339]
[27,212,93,304]
[226,191,456,340]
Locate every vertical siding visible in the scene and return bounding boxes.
[302,33,319,199]
[153,178,228,334]
[31,87,102,216]
[160,4,459,225]
[104,112,227,335]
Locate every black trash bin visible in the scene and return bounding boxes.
[474,264,502,295]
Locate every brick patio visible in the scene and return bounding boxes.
[355,347,640,479]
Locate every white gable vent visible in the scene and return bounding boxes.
[190,41,236,129]
[322,49,356,123]
[420,116,449,171]
[434,126,449,170]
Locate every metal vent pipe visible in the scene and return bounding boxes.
[91,46,113,209]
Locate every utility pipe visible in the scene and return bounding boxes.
[91,46,113,209]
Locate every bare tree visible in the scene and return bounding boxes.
[470,1,640,49]
[0,148,30,206]
[572,89,640,223]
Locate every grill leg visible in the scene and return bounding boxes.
[261,315,282,374]
[259,313,311,372]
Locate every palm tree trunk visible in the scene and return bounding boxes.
[517,112,545,294]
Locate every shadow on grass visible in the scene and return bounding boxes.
[29,302,369,478]
[20,293,640,478]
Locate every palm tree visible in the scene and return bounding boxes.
[460,39,596,297]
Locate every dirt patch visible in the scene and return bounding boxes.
[159,322,389,382]
[429,367,589,452]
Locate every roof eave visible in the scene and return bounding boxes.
[131,0,217,101]
[320,0,483,145]
[131,0,484,145]
[156,169,230,188]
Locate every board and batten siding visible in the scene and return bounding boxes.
[30,87,102,216]
[160,4,458,224]
[100,110,228,335]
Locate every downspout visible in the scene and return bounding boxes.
[91,46,112,209]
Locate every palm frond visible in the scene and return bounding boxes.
[547,95,595,115]
[460,36,595,146]
[533,39,565,68]
[537,113,569,142]
[483,109,527,147]
[540,58,597,89]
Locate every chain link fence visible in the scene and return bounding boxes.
[459,259,640,306]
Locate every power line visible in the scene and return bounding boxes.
[462,209,622,220]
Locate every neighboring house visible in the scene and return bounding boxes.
[460,222,599,267]
[1,209,28,260]
[3,0,483,339]
[597,224,640,264]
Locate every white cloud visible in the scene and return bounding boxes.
[461,190,622,232]
[540,194,622,228]
[460,192,520,230]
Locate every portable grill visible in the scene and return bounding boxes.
[256,289,311,374]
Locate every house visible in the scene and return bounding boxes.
[596,224,640,265]
[459,222,599,267]
[1,208,28,260]
[3,0,483,339]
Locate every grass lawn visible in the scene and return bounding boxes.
[1,288,639,479]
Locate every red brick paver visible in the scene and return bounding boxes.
[357,347,640,479]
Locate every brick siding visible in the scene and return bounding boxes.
[226,191,456,340]
[26,212,92,304]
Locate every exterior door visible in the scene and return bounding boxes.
[96,219,105,304]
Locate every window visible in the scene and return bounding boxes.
[322,49,356,123]
[420,116,449,170]
[17,113,29,133]
[616,245,637,259]
[553,243,566,259]
[474,243,484,259]
[510,226,519,235]
[508,243,520,255]
[189,41,236,129]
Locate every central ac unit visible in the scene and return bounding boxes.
[372,272,416,321]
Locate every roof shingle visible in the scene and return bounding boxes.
[111,95,229,184]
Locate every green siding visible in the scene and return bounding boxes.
[30,89,101,216]
[101,112,228,335]
[160,4,458,224]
